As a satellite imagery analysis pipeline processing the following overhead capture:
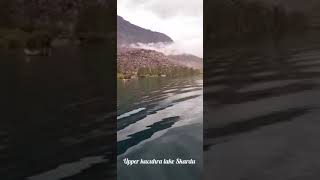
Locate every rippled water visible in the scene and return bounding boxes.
[205,33,320,180]
[2,46,116,180]
[117,76,203,180]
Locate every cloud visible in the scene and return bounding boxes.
[118,0,202,19]
[125,40,203,58]
[118,0,203,57]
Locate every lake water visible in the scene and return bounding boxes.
[2,45,117,180]
[117,76,203,180]
[1,44,203,180]
[205,31,320,180]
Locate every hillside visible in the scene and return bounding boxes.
[117,48,200,79]
[168,54,203,70]
[117,16,173,46]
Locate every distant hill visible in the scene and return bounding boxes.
[117,16,173,46]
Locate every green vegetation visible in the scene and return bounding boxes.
[117,73,126,79]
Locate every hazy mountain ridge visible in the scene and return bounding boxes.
[117,15,173,46]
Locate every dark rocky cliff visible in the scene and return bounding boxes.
[117,16,173,46]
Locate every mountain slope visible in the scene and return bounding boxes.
[117,16,173,46]
[168,54,203,70]
[117,48,200,79]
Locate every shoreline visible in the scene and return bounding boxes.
[117,72,203,80]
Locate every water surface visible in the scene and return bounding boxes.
[117,76,203,180]
[1,45,116,180]
[205,31,320,180]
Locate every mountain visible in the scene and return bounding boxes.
[116,16,201,79]
[117,48,200,79]
[117,16,173,46]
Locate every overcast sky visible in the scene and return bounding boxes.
[118,0,203,57]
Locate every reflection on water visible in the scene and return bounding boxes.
[28,156,107,180]
[1,45,116,180]
[205,31,320,180]
[117,76,203,180]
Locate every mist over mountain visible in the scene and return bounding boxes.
[117,15,173,46]
[168,54,203,70]
[117,15,202,78]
